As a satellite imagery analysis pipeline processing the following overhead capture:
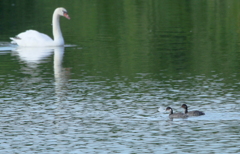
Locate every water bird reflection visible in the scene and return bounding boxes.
[12,46,70,101]
[12,46,54,65]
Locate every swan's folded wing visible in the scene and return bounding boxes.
[10,30,53,46]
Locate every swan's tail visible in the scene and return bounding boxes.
[10,36,21,44]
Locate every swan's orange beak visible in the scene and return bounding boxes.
[64,13,70,19]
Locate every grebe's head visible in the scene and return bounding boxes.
[166,107,172,111]
[181,104,188,109]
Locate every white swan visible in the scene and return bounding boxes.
[10,7,70,47]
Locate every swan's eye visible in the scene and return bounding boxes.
[63,10,67,14]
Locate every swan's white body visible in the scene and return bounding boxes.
[10,7,70,47]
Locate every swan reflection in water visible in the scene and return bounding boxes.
[12,46,70,101]
[53,47,71,101]
[12,47,54,66]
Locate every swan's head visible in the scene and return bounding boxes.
[56,7,70,19]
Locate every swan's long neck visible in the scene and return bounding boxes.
[52,10,64,46]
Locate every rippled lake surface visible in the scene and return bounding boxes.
[1,0,240,153]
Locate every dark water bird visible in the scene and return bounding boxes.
[166,107,188,119]
[181,104,205,116]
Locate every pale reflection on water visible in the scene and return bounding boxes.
[12,47,53,64]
